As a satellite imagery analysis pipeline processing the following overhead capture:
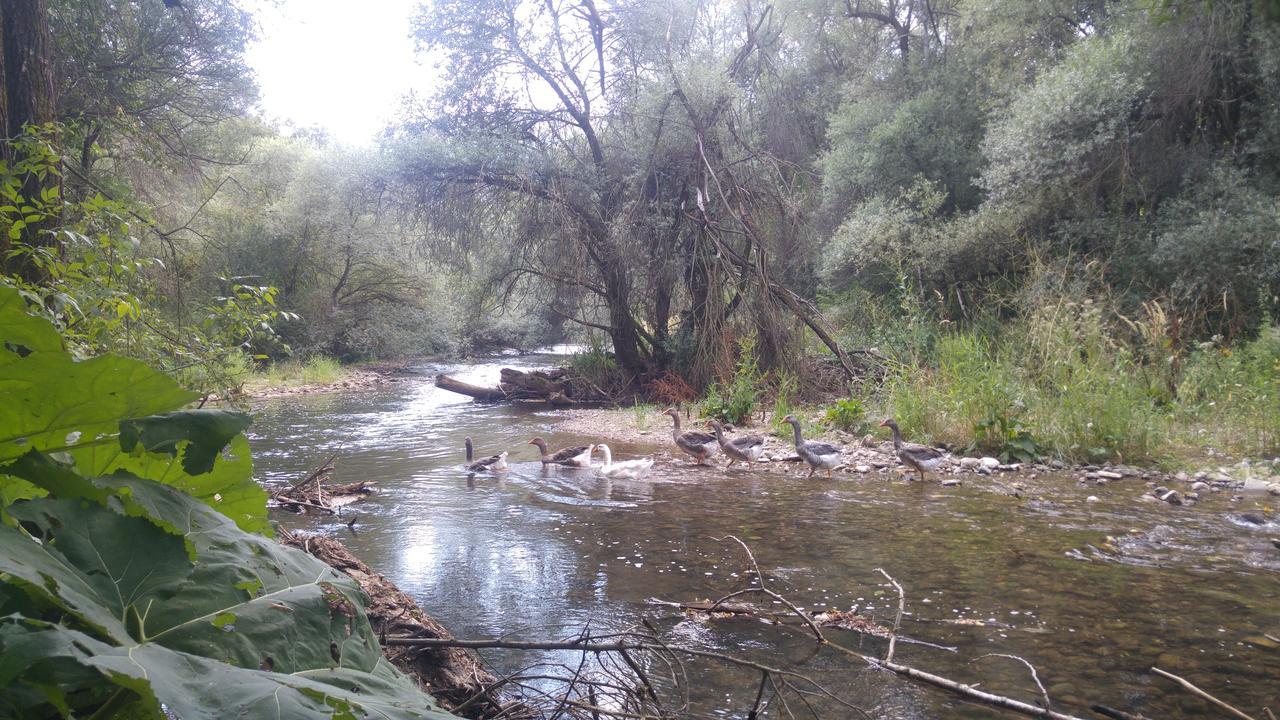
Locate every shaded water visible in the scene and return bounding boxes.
[250,355,1280,719]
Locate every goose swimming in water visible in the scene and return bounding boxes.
[592,444,654,479]
[528,437,593,467]
[464,437,508,472]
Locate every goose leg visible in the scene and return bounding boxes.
[806,466,815,478]
[827,468,833,479]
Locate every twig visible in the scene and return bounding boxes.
[1152,667,1259,720]
[709,535,826,644]
[874,567,904,663]
[274,499,336,515]
[346,513,358,529]
[1090,705,1154,720]
[973,653,1051,712]
[747,670,769,719]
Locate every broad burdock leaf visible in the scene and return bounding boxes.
[0,474,454,719]
[118,410,252,475]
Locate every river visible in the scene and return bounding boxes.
[248,353,1280,719]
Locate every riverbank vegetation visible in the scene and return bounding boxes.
[3,0,1278,437]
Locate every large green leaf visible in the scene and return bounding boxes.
[0,287,266,534]
[1,621,453,720]
[118,410,252,475]
[0,286,61,367]
[0,352,197,463]
[75,434,270,535]
[0,474,455,719]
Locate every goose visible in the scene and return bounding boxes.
[661,408,718,465]
[879,419,945,481]
[707,420,764,470]
[464,437,508,472]
[528,437,593,467]
[782,415,841,478]
[593,444,654,479]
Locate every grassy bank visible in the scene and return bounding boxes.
[240,356,349,394]
[601,290,1279,469]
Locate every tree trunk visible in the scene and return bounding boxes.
[1,0,59,285]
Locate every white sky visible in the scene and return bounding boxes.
[245,0,437,145]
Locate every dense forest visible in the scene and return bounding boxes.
[2,1,1280,718]
[2,0,1277,463]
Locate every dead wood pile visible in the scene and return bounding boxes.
[271,453,373,515]
[436,367,610,406]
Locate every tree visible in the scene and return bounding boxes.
[1,0,60,284]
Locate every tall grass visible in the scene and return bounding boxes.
[249,356,346,389]
[872,286,1279,464]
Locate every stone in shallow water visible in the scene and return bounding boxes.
[980,457,1000,470]
[1097,470,1123,480]
[959,456,981,469]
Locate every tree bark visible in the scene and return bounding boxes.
[1,0,59,284]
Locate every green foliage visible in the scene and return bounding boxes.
[0,284,266,530]
[822,397,866,433]
[1,128,295,397]
[1174,326,1280,456]
[968,412,1045,464]
[0,476,453,719]
[0,284,452,718]
[698,334,762,425]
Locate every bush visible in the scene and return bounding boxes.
[697,334,762,425]
[822,397,866,432]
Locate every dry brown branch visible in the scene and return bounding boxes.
[1152,667,1260,720]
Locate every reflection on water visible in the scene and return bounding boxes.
[249,355,1280,719]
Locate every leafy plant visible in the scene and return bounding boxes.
[698,333,762,425]
[822,397,866,432]
[967,411,1045,463]
[0,286,452,718]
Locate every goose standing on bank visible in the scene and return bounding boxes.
[879,419,944,482]
[592,444,655,479]
[782,415,842,478]
[661,408,719,465]
[528,437,593,467]
[464,437,509,472]
[707,420,765,470]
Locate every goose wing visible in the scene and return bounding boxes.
[902,443,944,462]
[803,440,841,457]
[550,445,591,463]
[467,453,504,471]
[730,435,765,451]
[679,430,716,445]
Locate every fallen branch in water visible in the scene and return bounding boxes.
[1152,667,1260,720]
[875,567,905,663]
[973,653,1052,713]
[708,534,826,644]
[1090,704,1154,720]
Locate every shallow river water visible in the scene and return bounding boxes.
[250,355,1280,719]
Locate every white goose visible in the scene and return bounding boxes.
[592,444,654,479]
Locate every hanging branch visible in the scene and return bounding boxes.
[874,568,905,663]
[707,534,826,645]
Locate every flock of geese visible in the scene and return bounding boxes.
[463,408,946,482]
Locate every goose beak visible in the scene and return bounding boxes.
[878,420,890,428]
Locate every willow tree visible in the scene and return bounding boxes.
[400,0,860,385]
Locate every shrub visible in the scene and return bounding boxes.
[822,397,866,432]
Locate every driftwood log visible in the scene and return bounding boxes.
[435,367,607,406]
[280,532,523,719]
